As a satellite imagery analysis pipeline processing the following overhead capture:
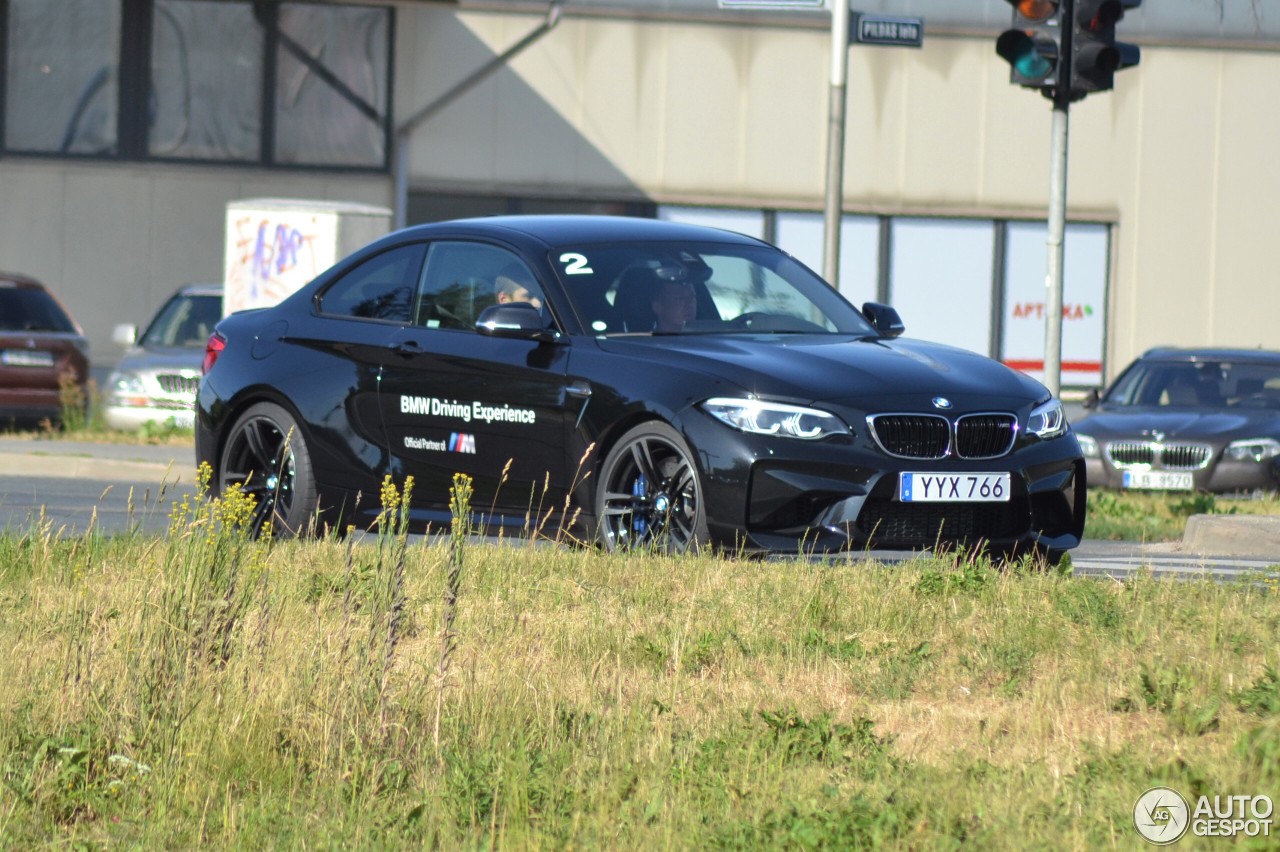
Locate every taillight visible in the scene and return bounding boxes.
[202,332,226,375]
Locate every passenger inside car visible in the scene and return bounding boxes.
[493,263,544,311]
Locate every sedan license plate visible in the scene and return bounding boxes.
[899,472,1010,502]
[1122,470,1194,491]
[1,349,55,368]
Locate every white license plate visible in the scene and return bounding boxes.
[1122,470,1194,491]
[1,349,55,367]
[899,472,1011,502]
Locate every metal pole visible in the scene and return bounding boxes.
[1044,95,1069,398]
[822,0,850,287]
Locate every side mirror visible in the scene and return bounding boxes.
[475,303,561,343]
[1084,387,1101,410]
[861,302,905,338]
[112,323,138,347]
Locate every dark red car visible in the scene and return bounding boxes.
[0,273,90,427]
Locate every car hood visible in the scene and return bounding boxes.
[1073,406,1280,442]
[594,334,1048,408]
[111,346,204,376]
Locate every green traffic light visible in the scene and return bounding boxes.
[997,30,1055,81]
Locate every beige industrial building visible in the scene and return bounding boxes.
[1,0,1277,391]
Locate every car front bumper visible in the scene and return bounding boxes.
[103,403,196,432]
[1085,455,1280,494]
[681,415,1086,555]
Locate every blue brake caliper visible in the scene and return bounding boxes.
[631,474,648,538]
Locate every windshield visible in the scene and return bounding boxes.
[139,292,222,348]
[1105,359,1280,410]
[0,287,77,333]
[549,241,876,337]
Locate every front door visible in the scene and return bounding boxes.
[378,241,571,525]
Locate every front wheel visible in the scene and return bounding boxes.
[595,421,708,554]
[217,401,319,537]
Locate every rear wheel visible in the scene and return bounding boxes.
[595,421,708,554]
[217,401,319,537]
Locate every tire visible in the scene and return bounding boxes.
[595,421,708,554]
[217,401,319,537]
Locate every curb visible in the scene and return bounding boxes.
[1182,514,1280,561]
[0,452,191,484]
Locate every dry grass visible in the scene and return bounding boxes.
[1,492,1278,847]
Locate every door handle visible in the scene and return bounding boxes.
[390,339,423,357]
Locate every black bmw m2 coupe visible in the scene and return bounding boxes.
[196,215,1085,560]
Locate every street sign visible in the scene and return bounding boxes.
[853,13,924,48]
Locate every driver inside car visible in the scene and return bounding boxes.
[651,279,697,333]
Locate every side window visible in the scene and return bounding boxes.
[318,244,425,322]
[413,242,544,331]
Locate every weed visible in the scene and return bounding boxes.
[435,472,473,754]
[1235,664,1280,717]
[630,633,670,672]
[1236,719,1280,782]
[130,463,268,762]
[1170,491,1223,517]
[758,709,892,770]
[137,417,194,442]
[915,555,996,596]
[1137,661,1221,736]
[800,628,866,662]
[714,795,918,849]
[1052,577,1125,633]
[56,372,88,432]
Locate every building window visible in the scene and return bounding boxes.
[890,218,996,358]
[1002,221,1109,387]
[150,1,262,161]
[2,0,392,170]
[773,211,879,304]
[273,3,391,168]
[4,0,121,155]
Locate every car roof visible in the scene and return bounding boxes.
[0,271,49,290]
[392,214,770,249]
[1139,346,1280,364]
[173,283,223,297]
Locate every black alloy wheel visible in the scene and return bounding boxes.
[217,401,318,537]
[596,421,708,554]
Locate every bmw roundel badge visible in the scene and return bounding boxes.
[932,397,953,410]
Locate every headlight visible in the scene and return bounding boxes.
[109,371,146,396]
[701,398,847,440]
[1028,398,1066,440]
[107,371,148,406]
[1076,433,1099,458]
[1225,438,1280,463]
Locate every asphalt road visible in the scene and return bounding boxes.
[1,436,1276,580]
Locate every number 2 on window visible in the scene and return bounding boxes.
[559,252,594,275]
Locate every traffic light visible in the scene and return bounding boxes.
[1070,0,1141,96]
[996,0,1065,94]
